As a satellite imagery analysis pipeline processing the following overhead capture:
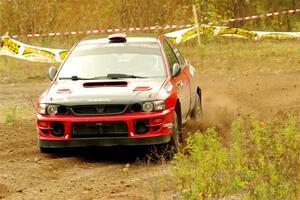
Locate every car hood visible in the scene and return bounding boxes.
[43,78,166,105]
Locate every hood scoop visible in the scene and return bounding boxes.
[83,81,128,87]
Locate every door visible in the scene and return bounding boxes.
[162,40,191,121]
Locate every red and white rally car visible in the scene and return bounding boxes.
[35,33,202,153]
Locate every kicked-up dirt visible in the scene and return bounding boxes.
[0,71,299,199]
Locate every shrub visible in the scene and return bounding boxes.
[173,114,300,200]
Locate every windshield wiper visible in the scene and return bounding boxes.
[59,74,145,81]
[106,73,146,79]
[59,76,94,81]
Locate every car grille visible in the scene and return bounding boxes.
[71,122,128,138]
[71,105,127,116]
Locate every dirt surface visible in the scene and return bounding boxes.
[0,71,299,199]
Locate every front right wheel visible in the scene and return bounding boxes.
[169,111,181,153]
[191,91,203,120]
[151,111,182,160]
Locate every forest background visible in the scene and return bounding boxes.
[0,0,299,39]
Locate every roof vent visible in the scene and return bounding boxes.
[108,33,127,43]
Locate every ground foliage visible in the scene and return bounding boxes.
[173,114,300,200]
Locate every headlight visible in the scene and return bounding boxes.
[141,100,165,112]
[47,105,59,115]
[38,104,67,115]
[142,102,154,112]
[153,100,165,111]
[38,103,47,114]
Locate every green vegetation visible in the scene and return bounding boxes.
[173,114,300,200]
[179,39,300,75]
[4,105,18,123]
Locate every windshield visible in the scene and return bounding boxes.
[58,43,165,79]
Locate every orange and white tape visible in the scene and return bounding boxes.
[5,8,300,39]
[1,8,300,63]
[220,8,300,24]
[10,24,194,39]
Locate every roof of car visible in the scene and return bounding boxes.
[78,37,159,46]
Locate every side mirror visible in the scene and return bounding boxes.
[48,66,57,81]
[172,63,181,77]
[184,59,189,65]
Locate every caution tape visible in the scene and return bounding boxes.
[256,31,300,40]
[8,24,194,39]
[220,8,300,24]
[0,36,67,63]
[166,26,300,43]
[1,26,300,63]
[0,7,299,63]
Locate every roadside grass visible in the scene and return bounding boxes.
[3,105,18,123]
[179,38,300,75]
[0,56,51,83]
[1,37,300,83]
[172,113,300,200]
[0,105,34,123]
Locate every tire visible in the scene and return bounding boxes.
[169,111,181,153]
[151,112,182,160]
[191,91,203,120]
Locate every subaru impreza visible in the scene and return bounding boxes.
[36,33,202,153]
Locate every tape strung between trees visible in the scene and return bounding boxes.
[1,26,300,63]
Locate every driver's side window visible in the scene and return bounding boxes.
[162,40,179,74]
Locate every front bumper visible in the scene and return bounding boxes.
[36,108,174,148]
[38,134,171,148]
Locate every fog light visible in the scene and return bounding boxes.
[134,119,149,134]
[41,129,49,135]
[50,122,64,136]
[152,117,164,124]
[152,126,161,131]
[38,121,48,128]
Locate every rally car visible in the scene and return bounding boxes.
[35,33,202,153]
